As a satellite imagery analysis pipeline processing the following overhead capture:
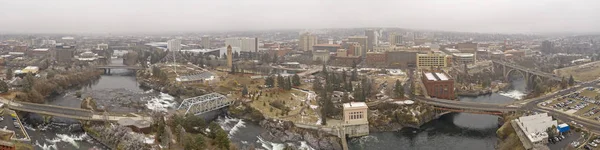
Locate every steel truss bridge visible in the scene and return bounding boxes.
[177,92,233,115]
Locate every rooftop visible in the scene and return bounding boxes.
[313,44,341,47]
[423,71,452,81]
[343,102,367,108]
[452,53,474,57]
[32,48,49,52]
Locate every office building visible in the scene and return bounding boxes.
[365,52,387,65]
[336,49,348,57]
[416,52,452,68]
[167,39,182,51]
[514,113,557,146]
[313,44,341,52]
[299,33,318,51]
[452,53,475,64]
[343,102,369,137]
[456,42,478,53]
[347,42,362,57]
[541,40,553,53]
[348,36,368,57]
[386,50,419,68]
[389,33,403,46]
[201,36,211,49]
[421,71,455,99]
[55,45,75,64]
[365,29,377,51]
[225,37,259,53]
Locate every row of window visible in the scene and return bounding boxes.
[349,111,364,120]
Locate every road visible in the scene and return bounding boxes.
[520,79,600,134]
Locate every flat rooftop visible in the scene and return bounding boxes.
[424,72,451,81]
[343,102,367,108]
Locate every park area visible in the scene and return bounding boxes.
[555,61,600,82]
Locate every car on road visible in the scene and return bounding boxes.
[594,139,600,143]
[589,142,598,147]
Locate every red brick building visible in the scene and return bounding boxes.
[421,71,455,99]
[365,52,387,65]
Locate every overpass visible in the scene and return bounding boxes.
[6,100,150,122]
[491,60,562,83]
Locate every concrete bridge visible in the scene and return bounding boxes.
[177,92,233,116]
[95,65,143,74]
[415,97,519,115]
[5,100,150,122]
[491,60,562,83]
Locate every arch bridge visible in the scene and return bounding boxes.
[491,60,562,84]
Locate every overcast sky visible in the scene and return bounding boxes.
[0,0,599,34]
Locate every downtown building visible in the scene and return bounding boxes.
[421,71,455,99]
[299,32,318,51]
[225,37,259,58]
[167,39,182,51]
[416,52,452,69]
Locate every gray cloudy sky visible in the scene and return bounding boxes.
[0,0,599,34]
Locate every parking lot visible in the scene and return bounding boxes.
[0,109,27,139]
[548,131,581,150]
[541,87,600,121]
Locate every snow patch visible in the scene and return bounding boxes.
[257,136,286,150]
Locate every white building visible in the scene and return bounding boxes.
[201,36,211,49]
[225,37,259,52]
[514,113,557,145]
[343,102,369,137]
[97,43,109,50]
[452,53,476,64]
[167,39,182,51]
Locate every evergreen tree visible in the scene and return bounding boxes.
[292,74,301,86]
[5,68,13,80]
[568,75,575,86]
[313,78,323,92]
[265,76,275,88]
[341,70,347,83]
[351,68,358,81]
[272,53,278,64]
[0,80,8,93]
[277,74,285,89]
[560,77,568,89]
[242,86,249,96]
[321,64,328,77]
[23,73,35,92]
[230,64,236,74]
[394,79,404,99]
[286,77,293,90]
[342,92,349,103]
[354,83,364,102]
[345,81,353,92]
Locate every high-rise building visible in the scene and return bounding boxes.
[201,36,211,49]
[365,29,377,51]
[225,37,259,52]
[227,45,233,67]
[348,36,368,57]
[167,39,182,51]
[299,33,318,51]
[389,33,403,46]
[541,40,553,53]
[55,45,75,64]
[416,52,452,68]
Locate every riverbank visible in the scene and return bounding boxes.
[136,71,205,99]
[368,101,442,132]
[456,82,511,97]
[229,102,342,150]
[496,113,526,150]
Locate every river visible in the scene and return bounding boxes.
[347,79,528,150]
[23,59,177,150]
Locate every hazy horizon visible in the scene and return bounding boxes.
[1,0,599,34]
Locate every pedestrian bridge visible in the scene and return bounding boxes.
[177,92,233,116]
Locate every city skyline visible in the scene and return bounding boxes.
[0,0,599,34]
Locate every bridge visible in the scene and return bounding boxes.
[491,60,562,83]
[95,65,143,74]
[5,100,150,122]
[177,92,233,116]
[415,97,519,115]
